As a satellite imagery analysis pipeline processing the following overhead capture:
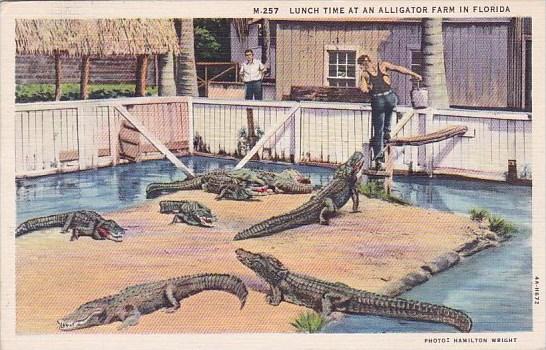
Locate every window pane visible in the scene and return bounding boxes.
[347,65,355,77]
[329,64,337,77]
[348,51,356,62]
[338,53,347,64]
[338,65,347,77]
[329,52,336,64]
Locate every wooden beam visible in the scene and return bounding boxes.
[234,105,300,170]
[135,55,148,97]
[114,104,194,177]
[54,52,62,101]
[80,55,90,100]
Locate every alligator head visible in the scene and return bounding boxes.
[98,220,125,242]
[236,248,288,285]
[333,151,365,179]
[57,298,111,331]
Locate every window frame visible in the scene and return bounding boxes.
[323,45,360,88]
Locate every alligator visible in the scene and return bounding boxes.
[57,273,248,331]
[159,200,217,227]
[15,210,125,242]
[233,151,365,241]
[145,168,313,199]
[236,249,473,333]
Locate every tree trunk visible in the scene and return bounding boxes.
[80,55,91,100]
[54,52,62,101]
[262,19,271,69]
[158,52,177,96]
[174,19,199,97]
[421,18,450,108]
[135,55,149,97]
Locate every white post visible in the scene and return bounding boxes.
[187,97,195,154]
[77,105,99,171]
[293,107,301,163]
[114,104,195,177]
[234,105,300,170]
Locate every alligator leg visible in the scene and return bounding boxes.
[164,283,181,313]
[351,188,360,212]
[265,285,283,306]
[170,215,181,224]
[70,229,79,241]
[61,213,76,233]
[319,198,337,225]
[117,306,142,330]
[321,292,351,318]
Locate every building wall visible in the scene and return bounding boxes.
[275,21,511,108]
[16,55,158,85]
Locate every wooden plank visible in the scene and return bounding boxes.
[115,104,194,177]
[234,105,299,169]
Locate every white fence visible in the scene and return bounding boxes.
[15,96,532,182]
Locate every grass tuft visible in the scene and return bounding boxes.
[290,311,328,333]
[469,208,491,222]
[469,208,517,238]
[359,181,410,205]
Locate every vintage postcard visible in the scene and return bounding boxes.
[0,0,544,349]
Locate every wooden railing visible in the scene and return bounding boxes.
[196,62,239,97]
[14,96,532,182]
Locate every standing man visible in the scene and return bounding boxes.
[240,49,266,100]
[357,54,422,170]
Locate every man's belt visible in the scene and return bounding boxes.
[244,80,262,84]
[372,90,393,97]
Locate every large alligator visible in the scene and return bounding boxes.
[233,151,365,241]
[15,210,125,242]
[159,200,218,227]
[57,273,248,331]
[236,249,473,333]
[145,168,313,199]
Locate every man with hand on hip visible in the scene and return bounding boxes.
[240,49,266,100]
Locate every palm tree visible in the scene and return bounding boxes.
[421,18,449,108]
[174,19,198,96]
[262,19,271,70]
[158,52,177,96]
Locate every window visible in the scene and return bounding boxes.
[326,50,356,87]
[410,49,424,78]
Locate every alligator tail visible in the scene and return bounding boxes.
[185,274,248,309]
[233,213,308,241]
[352,293,472,332]
[275,181,313,194]
[146,178,202,199]
[15,213,68,237]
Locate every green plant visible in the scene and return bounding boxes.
[290,311,328,333]
[359,181,410,205]
[469,208,491,222]
[488,215,517,238]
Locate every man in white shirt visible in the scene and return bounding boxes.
[239,49,266,100]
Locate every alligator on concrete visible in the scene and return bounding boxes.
[236,249,473,333]
[57,273,248,331]
[15,210,125,242]
[233,151,365,241]
[145,168,313,199]
[159,200,218,227]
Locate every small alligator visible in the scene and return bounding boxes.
[159,200,217,227]
[57,273,248,331]
[233,151,365,241]
[15,210,125,242]
[236,249,473,333]
[145,168,313,199]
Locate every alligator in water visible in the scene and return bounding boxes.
[145,168,313,199]
[159,200,217,227]
[236,249,473,333]
[233,151,365,241]
[15,210,125,242]
[57,273,248,331]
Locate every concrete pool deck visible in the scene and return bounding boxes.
[16,190,499,334]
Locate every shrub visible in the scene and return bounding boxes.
[488,215,517,238]
[290,311,328,333]
[359,181,410,205]
[469,208,490,222]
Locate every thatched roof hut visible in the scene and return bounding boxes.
[15,19,181,99]
[15,19,180,56]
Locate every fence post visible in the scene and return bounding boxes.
[109,106,121,166]
[187,97,195,154]
[77,104,99,171]
[292,106,300,163]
